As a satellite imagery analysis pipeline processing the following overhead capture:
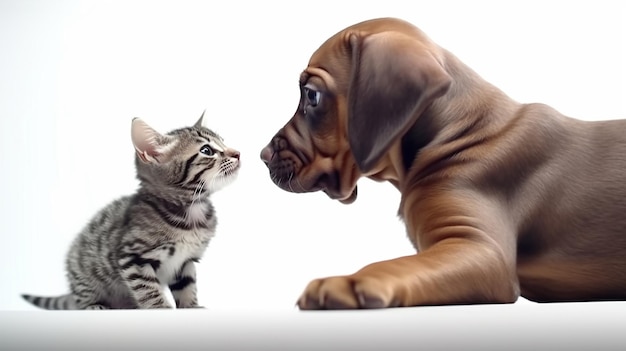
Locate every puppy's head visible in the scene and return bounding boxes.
[261,18,451,204]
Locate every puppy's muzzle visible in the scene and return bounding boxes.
[260,135,312,194]
[260,136,358,204]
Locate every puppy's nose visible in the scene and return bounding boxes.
[260,146,273,164]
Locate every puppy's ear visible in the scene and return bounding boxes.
[347,32,451,172]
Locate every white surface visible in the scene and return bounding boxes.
[0,0,625,337]
[1,302,626,350]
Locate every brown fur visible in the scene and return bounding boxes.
[260,17,626,309]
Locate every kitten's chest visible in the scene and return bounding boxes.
[186,202,213,226]
[153,228,212,284]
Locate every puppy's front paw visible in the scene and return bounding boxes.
[296,275,396,310]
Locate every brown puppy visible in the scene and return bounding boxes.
[260,17,626,309]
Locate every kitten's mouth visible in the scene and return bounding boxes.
[225,164,240,176]
[221,160,241,177]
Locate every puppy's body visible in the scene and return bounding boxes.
[405,101,626,303]
[404,54,626,303]
[261,18,626,309]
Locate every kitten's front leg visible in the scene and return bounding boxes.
[118,255,172,309]
[169,259,200,308]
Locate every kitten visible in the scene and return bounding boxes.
[22,112,240,309]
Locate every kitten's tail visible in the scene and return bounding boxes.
[21,293,77,310]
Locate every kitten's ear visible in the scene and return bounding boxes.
[131,118,177,164]
[194,110,206,128]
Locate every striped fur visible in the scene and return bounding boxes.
[22,114,240,310]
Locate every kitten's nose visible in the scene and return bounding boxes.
[227,148,240,160]
[260,146,273,164]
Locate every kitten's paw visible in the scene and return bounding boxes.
[147,304,174,309]
[84,304,109,310]
[178,303,204,309]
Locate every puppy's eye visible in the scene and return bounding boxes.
[304,87,321,107]
[200,145,214,156]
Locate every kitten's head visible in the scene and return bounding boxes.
[131,112,240,195]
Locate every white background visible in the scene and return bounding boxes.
[1,0,625,311]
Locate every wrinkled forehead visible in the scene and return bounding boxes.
[304,32,352,92]
[309,27,353,65]
[303,18,427,91]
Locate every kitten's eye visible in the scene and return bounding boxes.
[304,86,321,107]
[200,145,214,156]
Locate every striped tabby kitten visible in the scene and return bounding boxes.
[22,113,240,309]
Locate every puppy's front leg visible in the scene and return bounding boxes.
[297,192,520,309]
[298,242,517,309]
